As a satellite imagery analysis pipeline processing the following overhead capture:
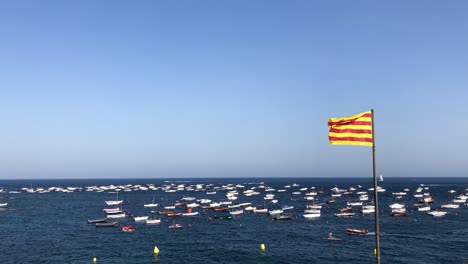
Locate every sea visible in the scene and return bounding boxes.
[0,177,467,264]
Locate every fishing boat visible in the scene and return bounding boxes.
[95,221,118,227]
[87,218,108,224]
[346,228,368,235]
[121,225,135,232]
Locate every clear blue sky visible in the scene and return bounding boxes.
[1,1,467,179]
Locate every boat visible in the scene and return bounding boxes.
[183,212,199,216]
[146,219,161,225]
[391,208,406,213]
[105,192,123,206]
[282,205,294,211]
[164,206,176,210]
[0,203,8,207]
[441,204,459,209]
[121,225,135,232]
[272,214,292,220]
[304,209,321,214]
[230,209,244,215]
[269,209,284,215]
[107,213,126,219]
[103,208,122,214]
[303,213,321,219]
[322,233,341,241]
[379,175,384,182]
[95,221,118,227]
[214,208,228,212]
[157,211,173,215]
[361,208,375,214]
[335,212,355,217]
[214,213,232,219]
[168,223,184,229]
[340,207,352,212]
[346,228,368,235]
[391,212,407,217]
[144,194,158,208]
[134,216,149,222]
[428,211,447,217]
[253,208,268,214]
[389,203,405,209]
[87,218,108,224]
[418,206,431,211]
[167,213,183,217]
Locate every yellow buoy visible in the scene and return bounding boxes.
[153,246,160,255]
[374,248,377,256]
[260,243,266,251]
[93,257,97,263]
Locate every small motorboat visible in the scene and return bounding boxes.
[340,207,352,212]
[0,203,8,207]
[134,216,149,222]
[335,212,355,217]
[391,212,407,217]
[272,214,292,220]
[322,233,341,241]
[146,219,161,225]
[122,225,135,232]
[346,228,368,235]
[96,221,118,227]
[230,209,244,215]
[214,213,232,219]
[87,218,108,224]
[168,223,184,229]
[157,211,172,215]
[282,205,294,211]
[428,211,447,217]
[214,208,228,212]
[167,213,183,217]
[303,213,321,219]
[183,212,199,216]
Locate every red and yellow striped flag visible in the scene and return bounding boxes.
[328,110,373,147]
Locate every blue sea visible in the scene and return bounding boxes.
[0,177,467,264]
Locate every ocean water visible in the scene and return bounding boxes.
[0,177,467,264]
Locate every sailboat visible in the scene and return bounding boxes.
[144,194,158,208]
[105,192,123,206]
[379,175,384,182]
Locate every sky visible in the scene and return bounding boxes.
[0,1,467,179]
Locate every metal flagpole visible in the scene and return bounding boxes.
[371,109,381,264]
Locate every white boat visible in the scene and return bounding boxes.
[391,208,406,213]
[244,206,256,211]
[144,194,158,208]
[146,219,161,225]
[307,204,322,209]
[230,209,244,215]
[428,211,447,217]
[105,192,123,206]
[107,213,126,219]
[134,216,149,222]
[361,208,375,214]
[164,205,176,210]
[389,203,405,209]
[335,212,355,217]
[0,203,8,207]
[304,209,321,214]
[187,203,200,208]
[418,206,431,212]
[347,202,362,206]
[441,204,459,209]
[304,213,321,219]
[103,208,122,214]
[379,175,383,182]
[183,212,199,216]
[453,199,466,203]
[254,208,268,214]
[268,209,284,215]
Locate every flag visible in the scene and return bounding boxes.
[328,110,373,146]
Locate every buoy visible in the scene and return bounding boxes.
[154,246,160,255]
[93,257,97,263]
[260,243,266,251]
[374,248,376,256]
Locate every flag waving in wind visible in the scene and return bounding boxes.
[328,110,373,147]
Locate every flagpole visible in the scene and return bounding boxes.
[371,109,381,264]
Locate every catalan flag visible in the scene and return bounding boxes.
[328,110,373,147]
